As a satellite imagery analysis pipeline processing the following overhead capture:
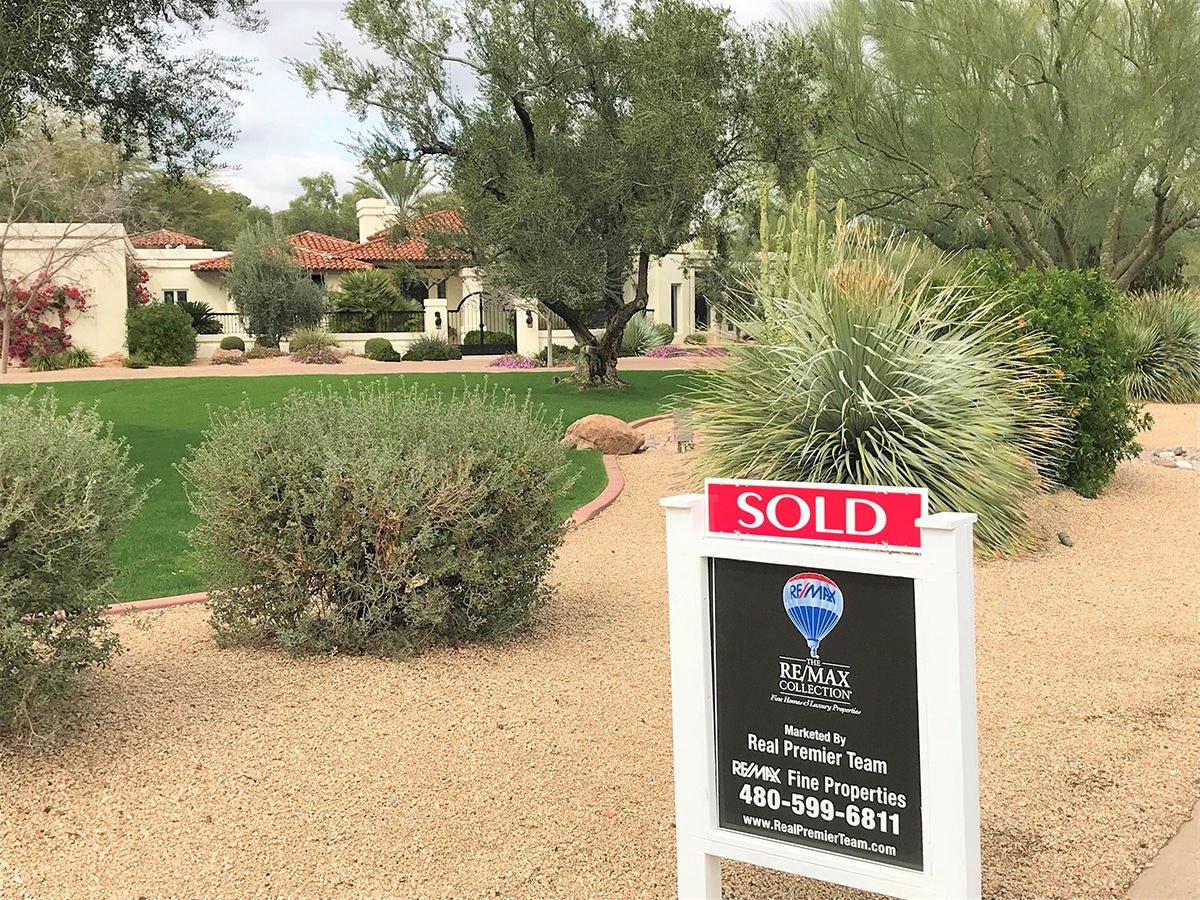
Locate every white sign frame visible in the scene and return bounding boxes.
[661,492,981,900]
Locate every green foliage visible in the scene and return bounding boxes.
[0,1,262,170]
[982,257,1144,498]
[683,332,707,345]
[26,348,96,372]
[1119,289,1200,402]
[287,328,338,352]
[403,336,462,361]
[122,353,151,369]
[219,335,246,352]
[224,222,327,348]
[180,384,570,656]
[125,173,272,249]
[535,344,579,366]
[461,330,514,346]
[329,270,422,332]
[296,0,826,385]
[0,392,144,739]
[363,337,403,361]
[246,345,284,359]
[813,0,1200,291]
[126,302,197,366]
[695,244,1065,554]
[620,315,670,357]
[274,173,368,240]
[179,299,221,334]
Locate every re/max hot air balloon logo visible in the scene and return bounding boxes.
[775,573,859,713]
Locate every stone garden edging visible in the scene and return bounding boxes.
[105,414,678,613]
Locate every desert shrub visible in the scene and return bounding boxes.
[644,345,692,358]
[179,299,221,334]
[982,257,1144,497]
[1119,289,1200,403]
[224,222,326,347]
[290,344,343,365]
[461,329,515,346]
[126,302,197,366]
[180,384,570,656]
[620,314,670,357]
[219,335,246,352]
[246,345,284,359]
[695,248,1064,554]
[403,335,462,361]
[287,327,338,352]
[122,354,150,369]
[683,332,707,345]
[535,344,578,367]
[26,348,96,372]
[329,269,422,332]
[363,337,403,362]
[0,392,144,738]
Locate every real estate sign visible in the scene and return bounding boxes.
[661,479,980,900]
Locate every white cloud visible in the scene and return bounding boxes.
[199,0,812,209]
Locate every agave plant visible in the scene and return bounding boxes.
[1119,289,1200,402]
[620,313,670,356]
[694,243,1065,555]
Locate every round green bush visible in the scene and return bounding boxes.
[0,392,144,738]
[403,336,463,361]
[126,302,197,366]
[363,337,402,361]
[180,384,570,657]
[683,332,708,345]
[220,335,246,352]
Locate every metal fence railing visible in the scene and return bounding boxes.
[209,310,424,336]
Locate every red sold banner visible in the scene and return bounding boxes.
[705,479,929,552]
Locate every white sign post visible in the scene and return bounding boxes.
[661,481,980,900]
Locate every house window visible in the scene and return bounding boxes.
[163,289,188,304]
[670,283,680,332]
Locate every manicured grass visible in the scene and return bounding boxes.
[0,371,697,601]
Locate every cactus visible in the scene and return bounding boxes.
[757,168,849,312]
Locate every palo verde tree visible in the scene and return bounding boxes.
[296,0,824,386]
[813,0,1200,291]
[1,1,262,171]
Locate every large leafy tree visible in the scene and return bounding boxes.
[275,173,370,240]
[224,222,326,347]
[813,0,1200,291]
[1,1,263,171]
[125,173,271,249]
[297,0,824,386]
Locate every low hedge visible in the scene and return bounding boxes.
[180,384,570,656]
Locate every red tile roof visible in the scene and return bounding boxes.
[130,229,208,248]
[190,234,375,272]
[350,209,467,263]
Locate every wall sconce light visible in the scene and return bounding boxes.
[525,310,534,327]
[434,312,442,328]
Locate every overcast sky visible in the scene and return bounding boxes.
[195,0,795,210]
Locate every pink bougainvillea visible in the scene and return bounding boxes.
[4,273,89,364]
[126,256,151,308]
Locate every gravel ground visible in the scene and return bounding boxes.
[2,414,1197,900]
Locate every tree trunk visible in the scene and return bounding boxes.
[1,302,11,375]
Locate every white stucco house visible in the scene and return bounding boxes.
[5,199,702,361]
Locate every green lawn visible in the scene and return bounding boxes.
[0,371,698,601]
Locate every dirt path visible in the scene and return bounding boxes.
[1,414,1197,900]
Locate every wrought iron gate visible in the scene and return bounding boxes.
[446,292,517,354]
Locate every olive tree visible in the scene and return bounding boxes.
[296,0,824,386]
[224,223,326,348]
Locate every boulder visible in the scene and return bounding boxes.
[97,352,125,368]
[211,348,245,361]
[561,414,644,455]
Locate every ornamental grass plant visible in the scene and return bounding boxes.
[694,242,1065,554]
[179,383,570,657]
[1119,288,1200,402]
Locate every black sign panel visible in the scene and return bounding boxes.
[711,557,923,870]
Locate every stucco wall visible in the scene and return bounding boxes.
[2,223,130,358]
[137,249,233,311]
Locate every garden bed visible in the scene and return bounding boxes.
[1,412,1197,900]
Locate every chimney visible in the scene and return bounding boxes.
[356,197,397,244]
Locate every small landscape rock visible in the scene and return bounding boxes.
[560,414,644,455]
[1155,455,1177,468]
[1058,532,1074,547]
[1173,445,1185,456]
[1176,459,1194,470]
[97,352,125,368]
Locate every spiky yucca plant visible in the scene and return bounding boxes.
[620,313,670,356]
[1120,289,1200,402]
[695,243,1064,554]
